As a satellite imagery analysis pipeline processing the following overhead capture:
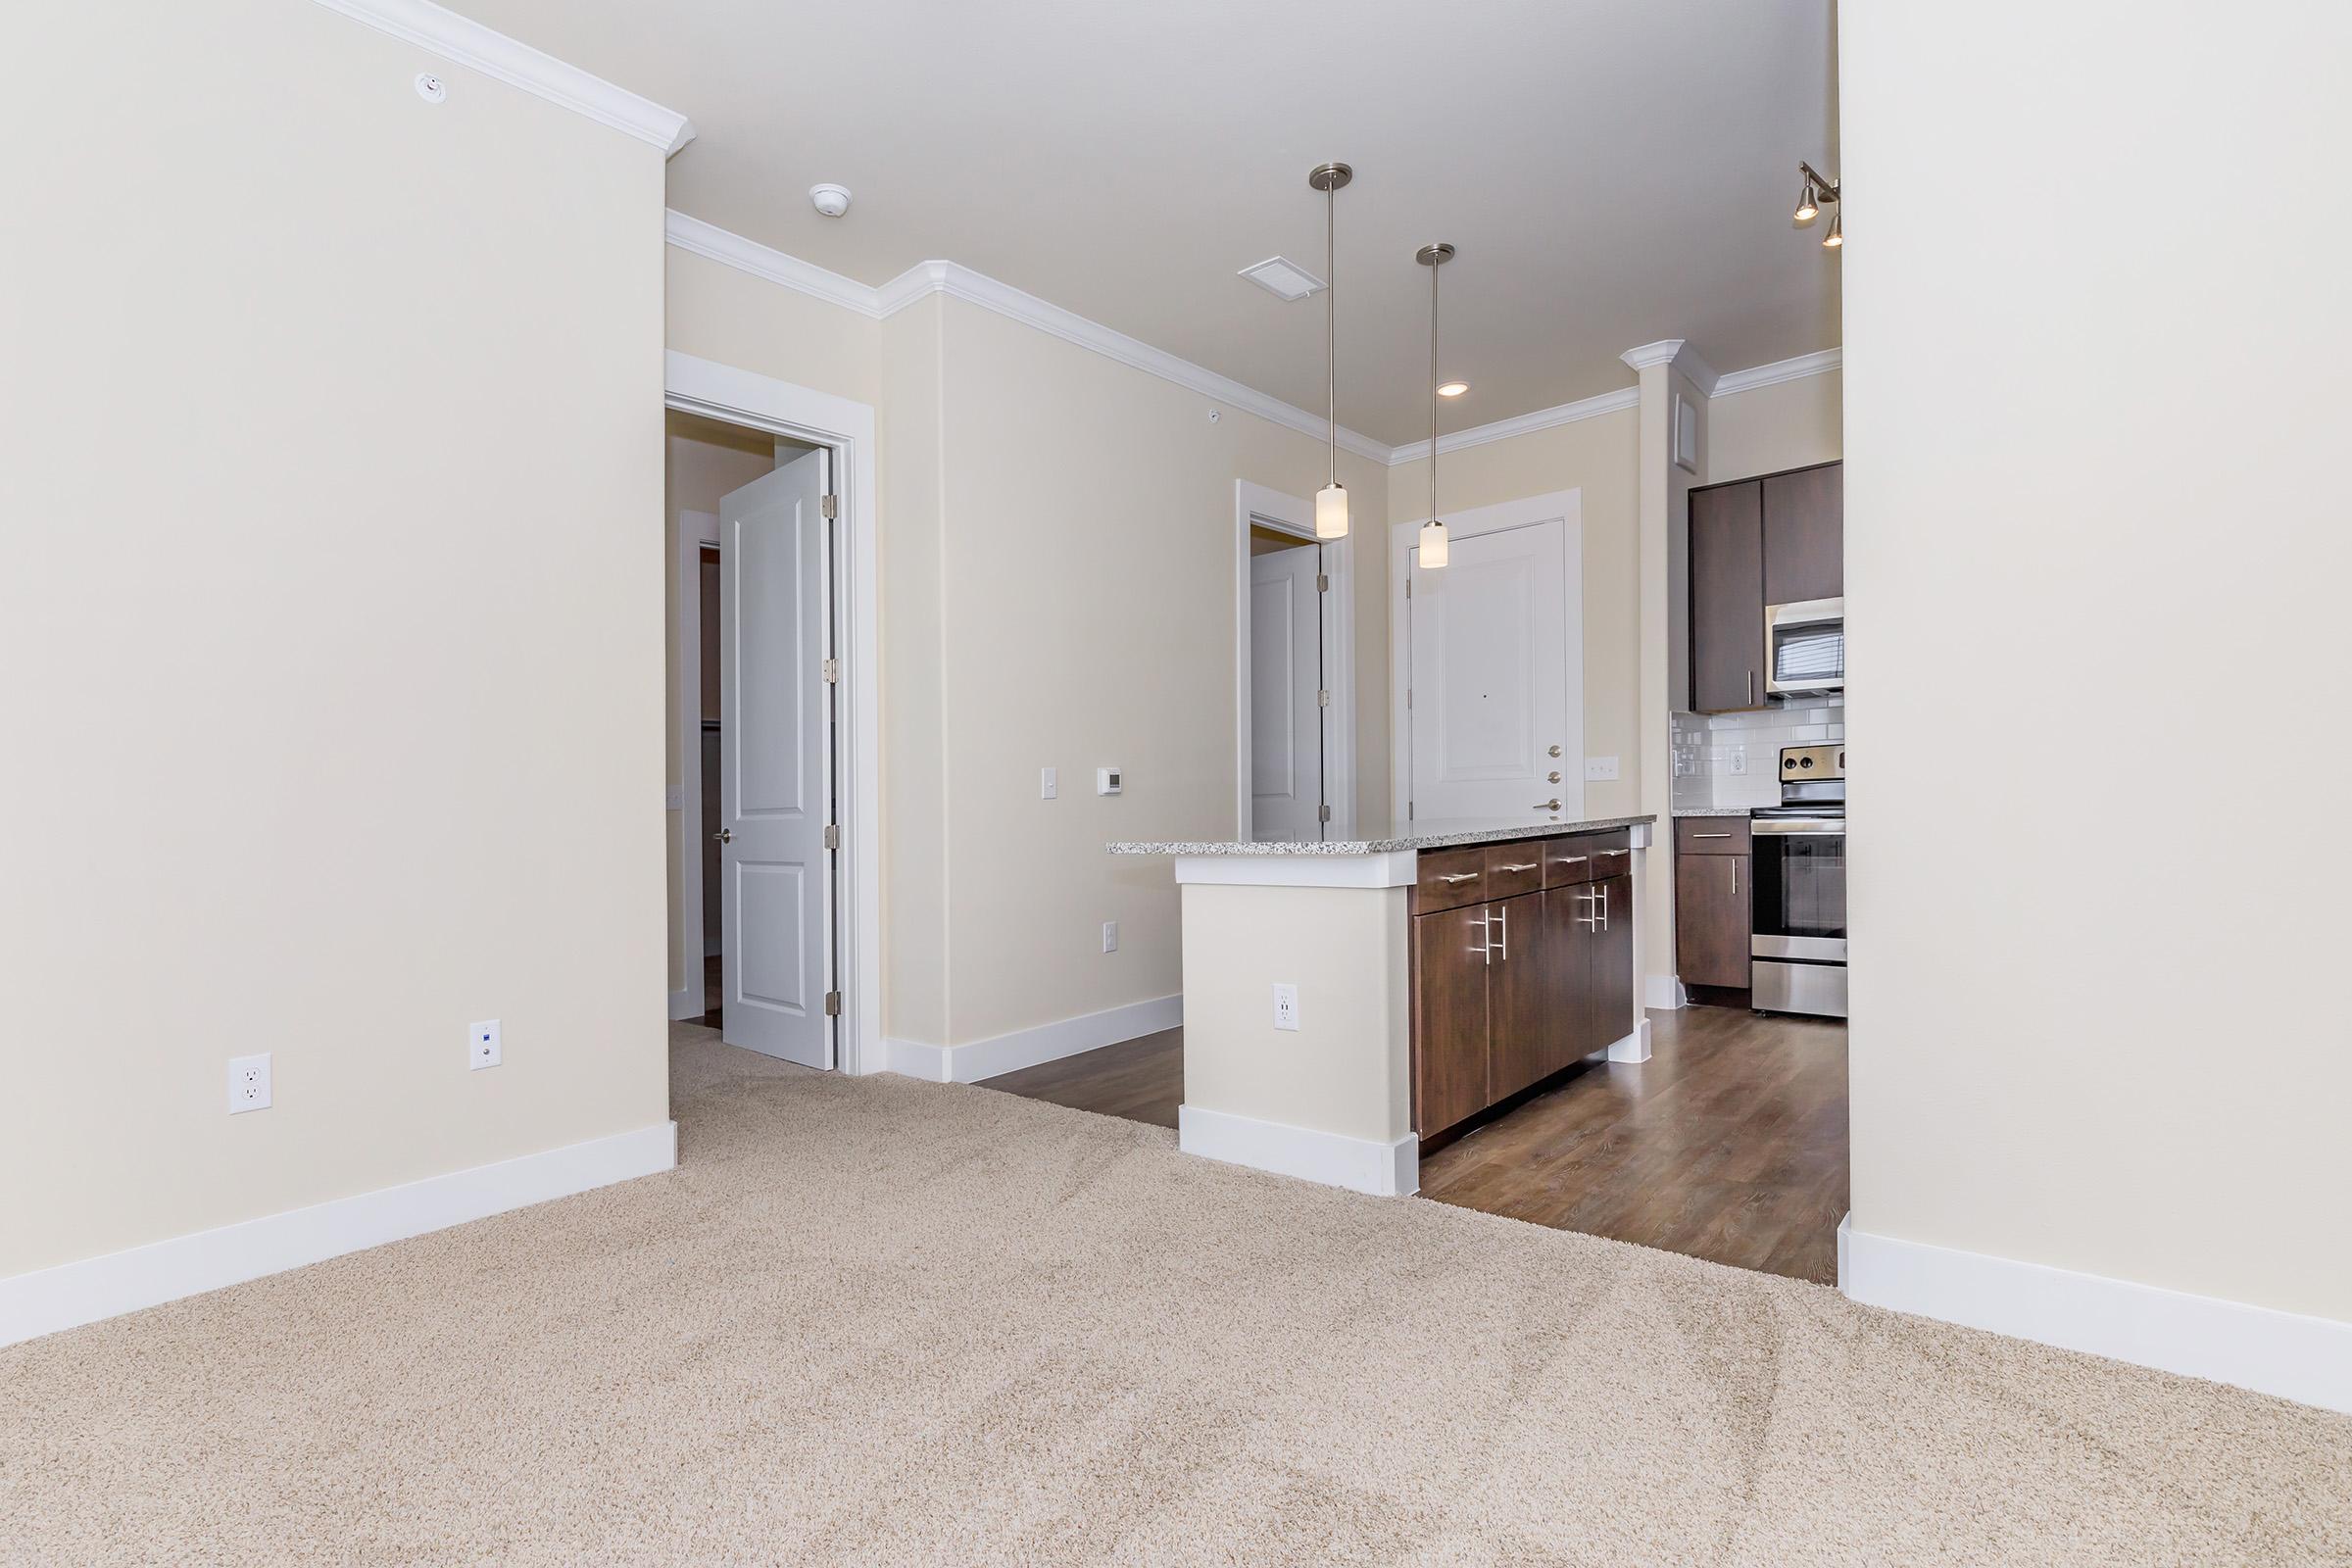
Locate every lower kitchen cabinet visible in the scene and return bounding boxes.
[1411,833,1641,1139]
[1675,855,1751,990]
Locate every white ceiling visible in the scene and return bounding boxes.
[453,0,1840,446]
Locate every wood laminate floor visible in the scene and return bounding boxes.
[981,1004,1848,1283]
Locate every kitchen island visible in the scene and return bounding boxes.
[1107,816,1656,1196]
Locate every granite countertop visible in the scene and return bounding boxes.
[1108,814,1657,858]
[1671,807,1752,818]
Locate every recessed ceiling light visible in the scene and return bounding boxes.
[1239,255,1326,302]
[1437,381,1469,398]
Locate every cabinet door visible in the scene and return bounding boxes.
[1762,464,1842,605]
[1547,883,1602,1062]
[1412,904,1492,1136]
[1486,892,1561,1102]
[1690,481,1764,711]
[1584,875,1638,1054]
[1675,854,1750,989]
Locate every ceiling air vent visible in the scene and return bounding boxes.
[1237,256,1325,301]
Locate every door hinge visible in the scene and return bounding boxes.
[1318,803,1332,823]
[1317,689,1331,708]
[1405,578,1412,599]
[1408,800,1416,820]
[821,658,840,684]
[1316,572,1330,593]
[820,494,839,520]
[823,991,842,1017]
[822,823,839,850]
[1405,687,1413,710]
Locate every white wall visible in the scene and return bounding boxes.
[1,0,669,1278]
[1842,4,2352,1324]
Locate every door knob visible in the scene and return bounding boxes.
[712,828,733,844]
[1547,745,1563,758]
[1547,771,1562,783]
[1535,799,1561,811]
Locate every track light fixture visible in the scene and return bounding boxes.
[1792,161,1840,248]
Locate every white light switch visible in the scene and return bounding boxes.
[1040,766,1057,800]
[1102,920,1118,954]
[1584,755,1620,782]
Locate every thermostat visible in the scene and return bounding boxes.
[1097,767,1122,796]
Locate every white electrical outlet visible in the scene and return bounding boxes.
[1102,920,1118,954]
[1040,766,1057,801]
[227,1053,271,1113]
[1727,747,1747,775]
[1271,983,1299,1032]
[1584,755,1620,781]
[468,1019,502,1070]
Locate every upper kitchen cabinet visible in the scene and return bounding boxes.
[1687,461,1843,713]
[1761,464,1843,606]
[1690,478,1765,712]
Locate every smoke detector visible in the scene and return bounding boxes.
[809,183,852,219]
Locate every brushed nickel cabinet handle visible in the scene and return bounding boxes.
[1497,861,1539,873]
[1597,884,1611,930]
[1550,854,1588,864]
[1435,871,1481,885]
[1494,903,1508,960]
[1692,832,1733,839]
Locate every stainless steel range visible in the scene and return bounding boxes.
[1751,743,1845,1018]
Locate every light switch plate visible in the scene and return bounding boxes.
[1584,755,1620,781]
[1102,920,1118,953]
[1040,766,1057,801]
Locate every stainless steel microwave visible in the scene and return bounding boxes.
[1764,597,1844,696]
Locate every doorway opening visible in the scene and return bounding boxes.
[667,408,838,1070]
[1234,480,1353,842]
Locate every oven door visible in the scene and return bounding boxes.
[1750,820,1846,960]
[1764,598,1844,697]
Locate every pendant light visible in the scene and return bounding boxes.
[1309,163,1352,539]
[1416,242,1455,567]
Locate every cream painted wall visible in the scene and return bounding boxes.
[1707,369,1843,482]
[1386,410,1643,822]
[665,247,881,408]
[662,416,775,998]
[2,1,667,1276]
[1842,6,2352,1321]
[927,299,1391,1048]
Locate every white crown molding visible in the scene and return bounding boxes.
[665,212,1390,464]
[1714,347,1844,397]
[311,0,695,156]
[665,211,884,318]
[1385,386,1642,466]
[665,212,1838,467]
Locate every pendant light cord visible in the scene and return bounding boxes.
[1326,182,1337,487]
[1428,257,1440,519]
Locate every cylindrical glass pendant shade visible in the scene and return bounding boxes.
[1315,482,1349,540]
[1419,518,1448,567]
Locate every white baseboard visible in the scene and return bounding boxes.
[1644,973,1687,1010]
[1607,1021,1651,1062]
[886,993,1181,1085]
[1178,1103,1418,1197]
[1,1121,678,1349]
[667,987,703,1021]
[1838,1216,2352,1414]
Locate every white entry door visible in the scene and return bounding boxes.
[717,448,832,1068]
[1405,513,1576,830]
[1249,542,1325,842]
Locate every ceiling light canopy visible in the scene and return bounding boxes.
[1310,162,1352,540]
[1437,381,1469,398]
[1416,242,1455,570]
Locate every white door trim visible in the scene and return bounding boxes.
[671,508,721,1020]
[1234,480,1353,841]
[664,351,883,1077]
[1388,489,1584,831]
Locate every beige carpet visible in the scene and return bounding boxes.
[5,1025,2348,1566]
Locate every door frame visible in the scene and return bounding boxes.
[675,510,720,1013]
[1234,479,1354,840]
[665,351,884,1077]
[1388,488,1585,830]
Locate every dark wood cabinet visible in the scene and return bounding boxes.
[1488,891,1561,1101]
[1674,853,1750,990]
[1761,465,1843,605]
[1688,461,1842,713]
[1689,480,1764,712]
[1584,875,1637,1052]
[1412,902,1493,1136]
[1409,828,1645,1138]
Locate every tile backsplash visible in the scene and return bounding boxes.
[1672,700,1845,811]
